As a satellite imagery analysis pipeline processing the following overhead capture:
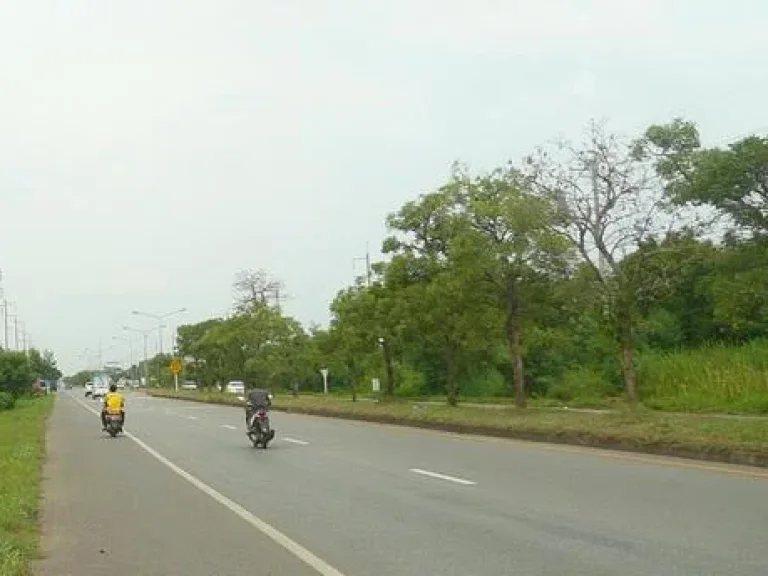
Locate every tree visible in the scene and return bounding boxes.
[450,165,573,407]
[28,348,62,381]
[384,189,498,405]
[176,318,224,385]
[0,350,34,397]
[233,269,286,313]
[642,118,768,237]
[526,120,673,403]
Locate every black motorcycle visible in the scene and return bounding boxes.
[246,398,275,449]
[104,412,124,437]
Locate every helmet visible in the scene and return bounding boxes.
[109,384,117,392]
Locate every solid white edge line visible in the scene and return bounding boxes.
[283,437,310,445]
[409,468,477,486]
[69,393,346,576]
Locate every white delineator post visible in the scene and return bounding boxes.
[320,368,329,395]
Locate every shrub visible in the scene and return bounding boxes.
[0,392,15,411]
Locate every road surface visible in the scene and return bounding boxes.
[37,390,768,575]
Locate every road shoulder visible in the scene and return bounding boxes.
[34,393,321,576]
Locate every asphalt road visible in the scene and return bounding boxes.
[37,390,768,575]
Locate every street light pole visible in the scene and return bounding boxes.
[1,300,9,350]
[131,308,187,358]
[113,336,135,381]
[131,308,186,388]
[123,326,155,387]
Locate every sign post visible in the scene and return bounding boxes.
[170,358,183,392]
[320,368,329,395]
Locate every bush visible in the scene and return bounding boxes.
[0,392,15,411]
[638,339,768,413]
[549,367,619,404]
[0,351,34,398]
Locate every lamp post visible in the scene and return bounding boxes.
[123,325,158,387]
[112,336,135,382]
[131,307,187,357]
[131,308,186,388]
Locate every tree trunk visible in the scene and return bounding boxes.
[619,324,638,404]
[382,338,396,398]
[506,318,527,408]
[445,348,459,406]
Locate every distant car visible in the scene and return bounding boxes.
[181,381,197,390]
[92,383,109,400]
[225,380,245,396]
[85,381,93,397]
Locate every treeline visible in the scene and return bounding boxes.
[0,348,62,411]
[155,119,768,410]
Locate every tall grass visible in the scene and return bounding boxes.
[638,340,768,414]
[0,396,53,576]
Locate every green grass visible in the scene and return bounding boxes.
[639,340,768,414]
[0,396,54,576]
[146,389,768,467]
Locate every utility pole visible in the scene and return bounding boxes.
[124,326,155,387]
[20,323,27,354]
[353,243,372,287]
[1,299,8,352]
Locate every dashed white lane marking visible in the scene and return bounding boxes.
[283,437,309,446]
[221,424,237,430]
[409,468,476,486]
[186,415,198,420]
[69,393,346,576]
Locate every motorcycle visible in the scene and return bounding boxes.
[104,412,124,437]
[246,399,275,449]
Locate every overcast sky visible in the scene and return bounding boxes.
[0,0,766,374]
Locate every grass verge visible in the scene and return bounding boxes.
[145,389,768,468]
[0,396,54,576]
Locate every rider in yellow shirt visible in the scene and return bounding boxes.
[101,384,125,430]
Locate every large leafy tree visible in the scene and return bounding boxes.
[642,118,768,236]
[526,121,677,403]
[28,348,62,381]
[450,165,573,407]
[384,186,500,405]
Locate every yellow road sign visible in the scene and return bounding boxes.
[169,358,183,375]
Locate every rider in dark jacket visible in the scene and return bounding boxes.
[245,388,271,430]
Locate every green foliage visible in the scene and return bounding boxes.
[26,348,62,381]
[643,118,768,235]
[156,118,768,414]
[0,396,53,575]
[639,340,768,414]
[0,351,34,398]
[0,392,15,411]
